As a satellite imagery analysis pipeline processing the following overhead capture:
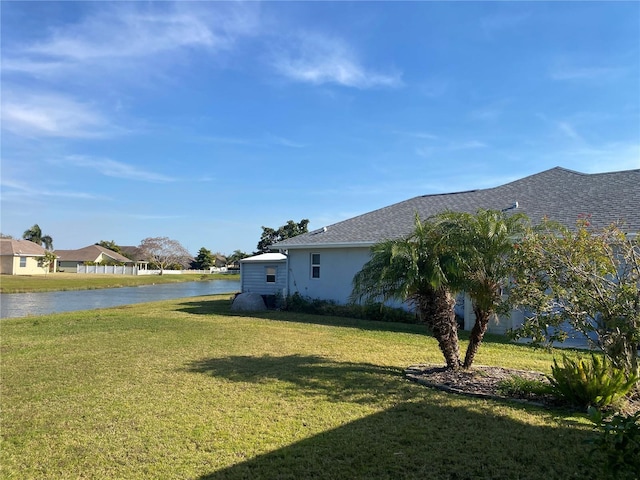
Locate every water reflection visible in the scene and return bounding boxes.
[0,280,240,318]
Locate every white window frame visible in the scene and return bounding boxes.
[19,257,27,268]
[311,253,320,279]
[266,266,277,283]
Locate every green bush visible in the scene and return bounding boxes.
[496,375,553,399]
[284,293,420,324]
[589,408,640,479]
[549,354,638,410]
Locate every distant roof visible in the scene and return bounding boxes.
[240,253,287,263]
[119,246,147,262]
[55,245,133,263]
[0,238,49,256]
[274,167,640,249]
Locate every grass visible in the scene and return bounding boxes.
[0,272,239,293]
[1,296,600,479]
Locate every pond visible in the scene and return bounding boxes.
[0,280,240,319]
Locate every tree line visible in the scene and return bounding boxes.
[8,219,309,272]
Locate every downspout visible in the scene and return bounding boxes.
[283,249,289,298]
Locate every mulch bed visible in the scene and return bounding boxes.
[405,364,640,414]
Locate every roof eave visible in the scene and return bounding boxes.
[273,241,375,251]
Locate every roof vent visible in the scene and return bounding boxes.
[502,201,519,212]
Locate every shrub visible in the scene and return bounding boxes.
[284,293,419,324]
[588,408,640,479]
[496,375,553,399]
[549,354,638,410]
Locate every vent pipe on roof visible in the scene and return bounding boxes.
[501,201,519,212]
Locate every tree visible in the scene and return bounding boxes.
[433,209,529,368]
[227,250,249,264]
[138,237,192,274]
[256,219,309,254]
[193,247,215,270]
[351,215,461,369]
[507,218,640,378]
[351,209,529,370]
[40,250,57,273]
[96,240,122,253]
[23,224,53,250]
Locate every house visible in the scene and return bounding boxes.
[118,246,149,270]
[271,167,640,332]
[0,239,56,275]
[55,245,136,273]
[240,253,287,296]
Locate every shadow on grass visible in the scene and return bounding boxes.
[188,353,597,478]
[186,354,412,405]
[196,395,597,480]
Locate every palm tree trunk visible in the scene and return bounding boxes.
[463,305,492,369]
[416,288,461,370]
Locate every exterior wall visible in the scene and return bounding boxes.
[287,246,520,336]
[462,293,526,335]
[240,261,287,296]
[0,256,14,274]
[58,261,79,273]
[0,255,49,275]
[286,247,372,304]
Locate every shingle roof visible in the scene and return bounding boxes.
[119,246,146,262]
[55,245,133,263]
[0,238,49,256]
[274,167,640,249]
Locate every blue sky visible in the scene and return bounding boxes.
[1,1,639,256]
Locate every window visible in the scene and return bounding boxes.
[19,257,26,268]
[311,253,320,279]
[266,266,277,283]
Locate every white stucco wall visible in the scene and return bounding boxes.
[285,247,372,304]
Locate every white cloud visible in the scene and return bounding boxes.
[549,66,625,81]
[0,178,104,200]
[271,33,402,89]
[2,3,261,78]
[61,156,175,183]
[1,91,118,139]
[556,121,583,142]
[266,134,306,148]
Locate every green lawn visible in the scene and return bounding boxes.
[1,296,599,479]
[0,272,239,293]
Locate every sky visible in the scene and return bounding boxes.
[1,1,639,256]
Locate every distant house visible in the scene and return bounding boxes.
[240,253,287,296]
[214,254,227,269]
[272,166,640,333]
[55,245,136,273]
[0,239,56,275]
[119,246,149,270]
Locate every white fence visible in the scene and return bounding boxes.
[76,265,230,275]
[78,265,138,275]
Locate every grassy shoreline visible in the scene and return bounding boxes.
[1,295,599,479]
[0,272,240,293]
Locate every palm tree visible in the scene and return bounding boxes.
[434,209,529,368]
[351,216,462,369]
[22,224,53,250]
